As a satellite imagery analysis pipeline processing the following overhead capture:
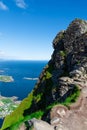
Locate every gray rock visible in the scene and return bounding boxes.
[51,117,60,125]
[69,69,83,77]
[29,118,54,130]
[28,18,87,115]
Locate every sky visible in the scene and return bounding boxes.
[0,0,87,60]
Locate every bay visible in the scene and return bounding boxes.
[0,60,48,100]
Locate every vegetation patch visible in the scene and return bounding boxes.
[1,92,33,130]
[59,51,66,57]
[1,83,80,130]
[62,85,80,106]
[0,75,14,82]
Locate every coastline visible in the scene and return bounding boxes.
[0,94,21,118]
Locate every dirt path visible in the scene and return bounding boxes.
[52,86,87,130]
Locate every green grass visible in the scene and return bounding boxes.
[59,51,66,57]
[45,85,80,110]
[4,111,44,130]
[1,92,33,130]
[33,93,42,103]
[26,85,80,121]
[10,122,22,130]
[45,71,52,79]
[1,99,13,104]
[24,110,44,121]
[62,85,80,106]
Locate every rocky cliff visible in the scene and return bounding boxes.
[1,18,87,130]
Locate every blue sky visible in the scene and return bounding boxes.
[0,0,87,60]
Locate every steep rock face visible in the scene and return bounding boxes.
[49,19,87,99]
[52,19,87,73]
[26,18,87,130]
[30,18,87,109]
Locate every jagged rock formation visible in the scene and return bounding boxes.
[1,18,87,130]
[26,18,87,130]
[32,18,87,107]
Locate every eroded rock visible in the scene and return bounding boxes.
[28,118,54,130]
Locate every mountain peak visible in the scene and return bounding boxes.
[66,18,87,37]
[53,18,87,49]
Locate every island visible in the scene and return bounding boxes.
[0,95,21,118]
[0,75,14,82]
[23,77,38,80]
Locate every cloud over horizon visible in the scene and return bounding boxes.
[15,0,27,9]
[0,1,8,10]
[0,50,5,56]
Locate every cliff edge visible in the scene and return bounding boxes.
[1,18,87,130]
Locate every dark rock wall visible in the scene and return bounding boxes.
[24,18,87,115]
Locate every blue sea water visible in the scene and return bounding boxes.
[0,60,48,100]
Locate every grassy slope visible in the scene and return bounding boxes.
[2,87,80,130]
[1,64,80,130]
[1,92,33,130]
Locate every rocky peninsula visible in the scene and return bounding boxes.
[0,95,21,118]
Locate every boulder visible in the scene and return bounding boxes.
[29,118,54,130]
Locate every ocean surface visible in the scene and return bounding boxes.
[0,60,48,100]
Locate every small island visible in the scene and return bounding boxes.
[23,77,38,80]
[0,75,14,82]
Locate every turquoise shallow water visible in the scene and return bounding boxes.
[0,60,47,100]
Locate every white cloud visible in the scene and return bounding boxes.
[0,1,8,10]
[0,50,5,56]
[15,0,27,9]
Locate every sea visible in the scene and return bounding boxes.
[0,60,48,126]
[0,60,48,100]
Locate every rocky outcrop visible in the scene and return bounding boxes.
[33,18,87,106]
[49,85,87,130]
[28,118,54,130]
[19,18,87,117]
[25,18,87,130]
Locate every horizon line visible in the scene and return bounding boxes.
[0,59,49,61]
